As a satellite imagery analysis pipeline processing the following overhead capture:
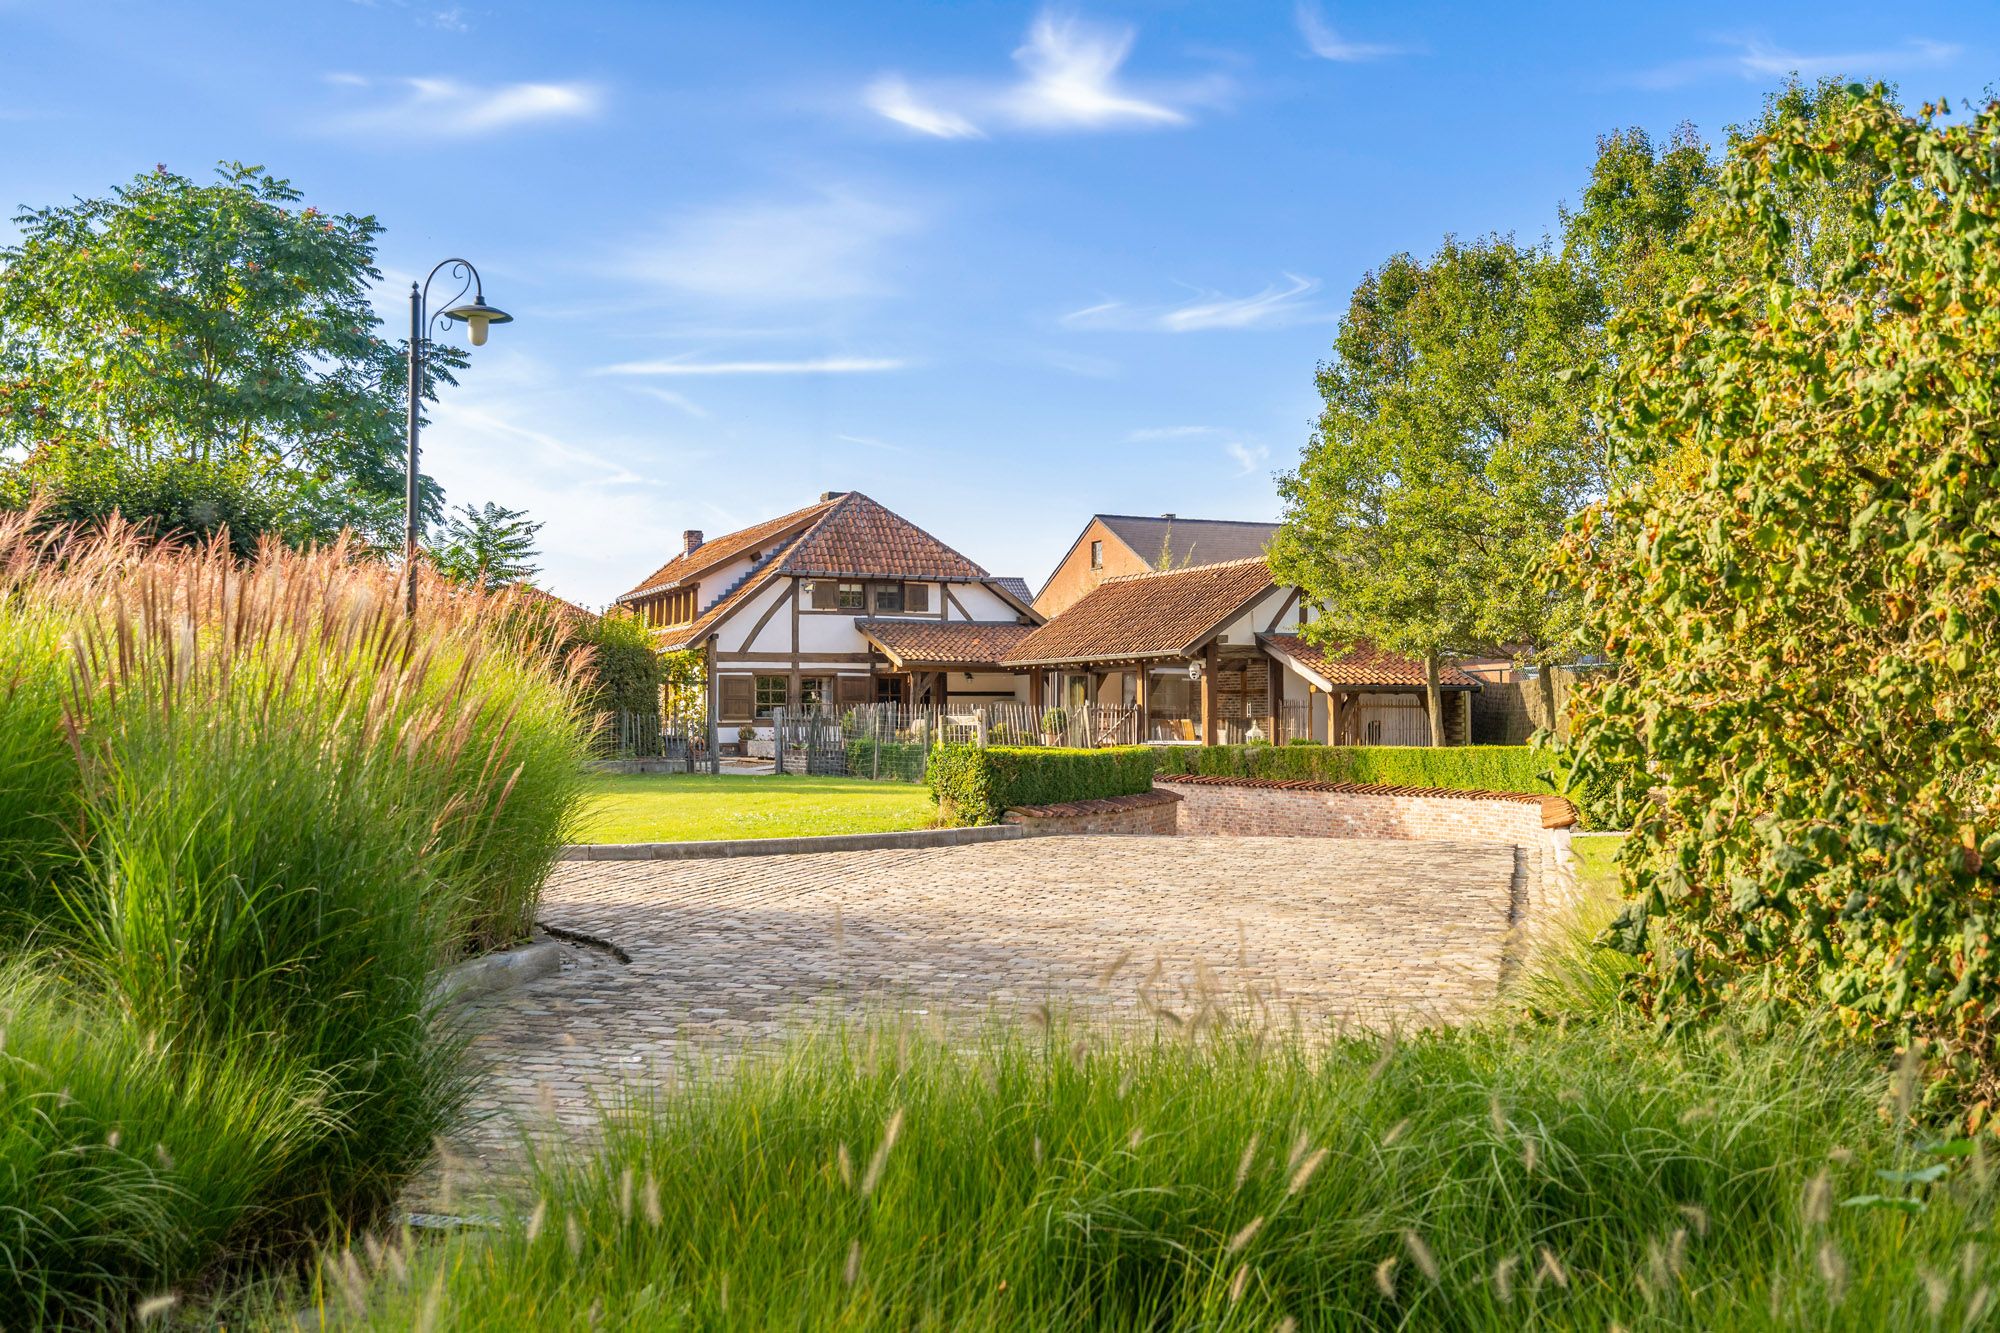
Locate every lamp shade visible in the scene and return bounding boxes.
[442,297,513,347]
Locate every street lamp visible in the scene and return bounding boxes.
[405,257,513,616]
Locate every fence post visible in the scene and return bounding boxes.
[871,703,881,781]
[976,706,990,748]
[706,705,720,775]
[772,707,785,774]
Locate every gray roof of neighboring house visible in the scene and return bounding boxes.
[1098,515,1279,570]
[994,576,1033,603]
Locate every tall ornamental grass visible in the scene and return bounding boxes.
[0,514,591,1321]
[0,962,327,1329]
[300,1014,2000,1330]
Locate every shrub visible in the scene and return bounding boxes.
[1557,88,2000,1087]
[927,746,1154,826]
[1151,743,1553,794]
[315,1013,2000,1329]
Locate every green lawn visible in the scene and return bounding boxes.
[574,773,939,843]
[1571,832,1625,898]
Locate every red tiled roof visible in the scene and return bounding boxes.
[1257,634,1481,690]
[856,619,1034,668]
[618,498,838,601]
[1006,557,1275,665]
[777,492,989,581]
[630,492,1015,651]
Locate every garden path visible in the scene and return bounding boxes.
[427,834,1519,1201]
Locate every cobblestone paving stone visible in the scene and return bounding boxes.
[428,834,1520,1201]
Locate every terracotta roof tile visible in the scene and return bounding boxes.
[632,492,1010,650]
[856,619,1034,668]
[1258,634,1481,689]
[1006,557,1274,665]
[618,498,836,601]
[778,493,989,581]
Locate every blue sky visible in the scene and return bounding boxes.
[3,2,1994,606]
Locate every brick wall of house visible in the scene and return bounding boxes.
[1156,775,1579,920]
[1004,790,1180,836]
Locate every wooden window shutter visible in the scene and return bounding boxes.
[719,674,753,720]
[905,583,930,613]
[810,580,838,610]
[837,675,872,707]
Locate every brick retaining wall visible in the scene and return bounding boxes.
[1156,774,1578,921]
[1004,789,1181,836]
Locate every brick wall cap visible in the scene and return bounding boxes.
[1005,789,1183,820]
[1156,773,1577,827]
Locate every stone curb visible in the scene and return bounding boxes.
[431,938,564,1004]
[560,824,1028,861]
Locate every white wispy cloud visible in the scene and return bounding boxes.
[1065,274,1322,333]
[1633,35,1960,90]
[322,74,602,138]
[620,187,922,305]
[627,386,710,418]
[1225,440,1270,475]
[1294,2,1413,61]
[867,9,1221,139]
[599,356,907,377]
[865,76,985,139]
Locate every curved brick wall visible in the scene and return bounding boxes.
[1155,774,1579,919]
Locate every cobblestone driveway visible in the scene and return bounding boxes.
[444,834,1520,1178]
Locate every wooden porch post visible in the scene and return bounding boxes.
[1201,641,1219,745]
[1267,653,1284,741]
[1136,664,1151,743]
[1029,669,1044,712]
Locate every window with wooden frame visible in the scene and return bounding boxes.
[1090,540,1103,569]
[798,676,830,714]
[871,583,904,614]
[904,583,930,613]
[753,674,789,718]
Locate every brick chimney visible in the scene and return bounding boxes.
[819,490,848,503]
[682,529,703,555]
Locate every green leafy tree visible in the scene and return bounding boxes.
[1561,88,2000,1099]
[0,162,464,542]
[430,502,542,590]
[1272,237,1598,741]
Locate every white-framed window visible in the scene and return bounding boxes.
[754,675,789,718]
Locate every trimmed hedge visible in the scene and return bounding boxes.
[1151,744,1554,795]
[928,746,1156,827]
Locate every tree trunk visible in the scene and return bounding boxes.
[1535,662,1560,741]
[1424,651,1445,748]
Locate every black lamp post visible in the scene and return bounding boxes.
[405,257,513,616]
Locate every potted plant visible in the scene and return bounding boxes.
[737,724,756,757]
[1039,707,1068,746]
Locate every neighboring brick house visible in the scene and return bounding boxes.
[614,492,1037,733]
[1001,557,1481,746]
[1032,513,1280,618]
